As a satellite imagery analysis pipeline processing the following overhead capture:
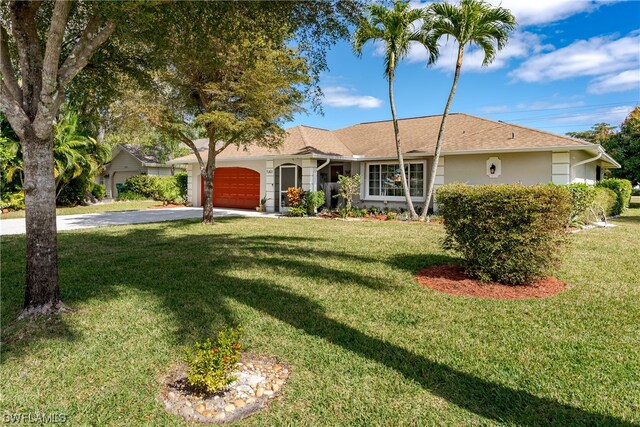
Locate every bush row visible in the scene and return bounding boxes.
[121,173,187,204]
[555,178,632,225]
[595,178,632,216]
[437,183,571,285]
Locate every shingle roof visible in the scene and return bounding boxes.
[119,144,167,165]
[170,113,596,164]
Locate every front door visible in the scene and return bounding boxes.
[279,165,297,212]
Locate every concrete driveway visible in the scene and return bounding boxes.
[0,207,279,236]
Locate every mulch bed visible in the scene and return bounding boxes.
[415,264,566,300]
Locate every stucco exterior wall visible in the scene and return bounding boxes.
[444,151,552,185]
[570,150,598,184]
[147,167,174,176]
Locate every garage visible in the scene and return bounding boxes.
[201,167,260,210]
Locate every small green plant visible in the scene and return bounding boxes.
[184,326,243,394]
[334,174,361,214]
[304,190,326,215]
[385,211,397,221]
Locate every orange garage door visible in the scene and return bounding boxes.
[201,167,260,210]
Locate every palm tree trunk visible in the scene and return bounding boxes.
[388,67,418,219]
[421,45,464,220]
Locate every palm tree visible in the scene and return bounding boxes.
[53,112,110,197]
[420,0,516,220]
[353,1,438,219]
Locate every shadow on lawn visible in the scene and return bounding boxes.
[1,218,633,426]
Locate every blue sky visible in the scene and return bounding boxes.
[288,0,640,135]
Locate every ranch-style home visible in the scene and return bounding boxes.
[99,144,183,198]
[169,113,620,213]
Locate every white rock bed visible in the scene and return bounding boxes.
[162,354,289,423]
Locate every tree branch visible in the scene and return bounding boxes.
[177,132,206,171]
[57,15,115,88]
[9,0,43,118]
[0,25,22,104]
[0,80,31,141]
[40,0,72,103]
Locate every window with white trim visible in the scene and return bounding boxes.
[367,162,425,198]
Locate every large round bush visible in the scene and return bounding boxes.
[436,184,572,284]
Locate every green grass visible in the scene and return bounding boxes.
[0,200,162,219]
[1,210,639,426]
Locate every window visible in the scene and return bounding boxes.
[367,162,424,198]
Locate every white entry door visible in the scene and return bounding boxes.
[279,165,298,212]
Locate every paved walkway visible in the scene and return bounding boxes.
[0,207,279,236]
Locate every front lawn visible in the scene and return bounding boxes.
[0,200,163,219]
[1,210,639,425]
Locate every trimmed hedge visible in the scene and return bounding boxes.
[596,178,632,216]
[437,184,571,284]
[562,183,597,225]
[587,187,617,222]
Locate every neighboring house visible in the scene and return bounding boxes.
[169,113,620,213]
[99,144,183,198]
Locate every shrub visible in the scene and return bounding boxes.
[562,183,597,226]
[123,174,160,199]
[117,191,145,201]
[156,176,182,204]
[122,174,183,204]
[335,174,361,213]
[587,187,618,222]
[596,178,632,215]
[184,327,243,394]
[304,190,325,215]
[437,183,571,285]
[0,191,25,211]
[175,171,188,199]
[287,187,304,208]
[91,183,106,200]
[385,211,397,221]
[57,175,92,206]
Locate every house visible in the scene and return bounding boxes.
[100,144,183,198]
[168,113,620,213]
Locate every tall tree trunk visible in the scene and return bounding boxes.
[388,65,418,219]
[20,130,62,317]
[421,45,464,220]
[202,159,216,224]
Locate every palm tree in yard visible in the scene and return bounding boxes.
[420,0,516,220]
[353,1,438,219]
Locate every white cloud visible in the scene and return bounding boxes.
[480,100,586,114]
[413,0,619,26]
[488,0,612,26]
[551,105,634,124]
[511,33,640,82]
[588,68,640,94]
[322,86,383,109]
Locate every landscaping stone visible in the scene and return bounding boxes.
[161,353,290,424]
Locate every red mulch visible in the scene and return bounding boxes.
[415,264,566,300]
[148,203,186,209]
